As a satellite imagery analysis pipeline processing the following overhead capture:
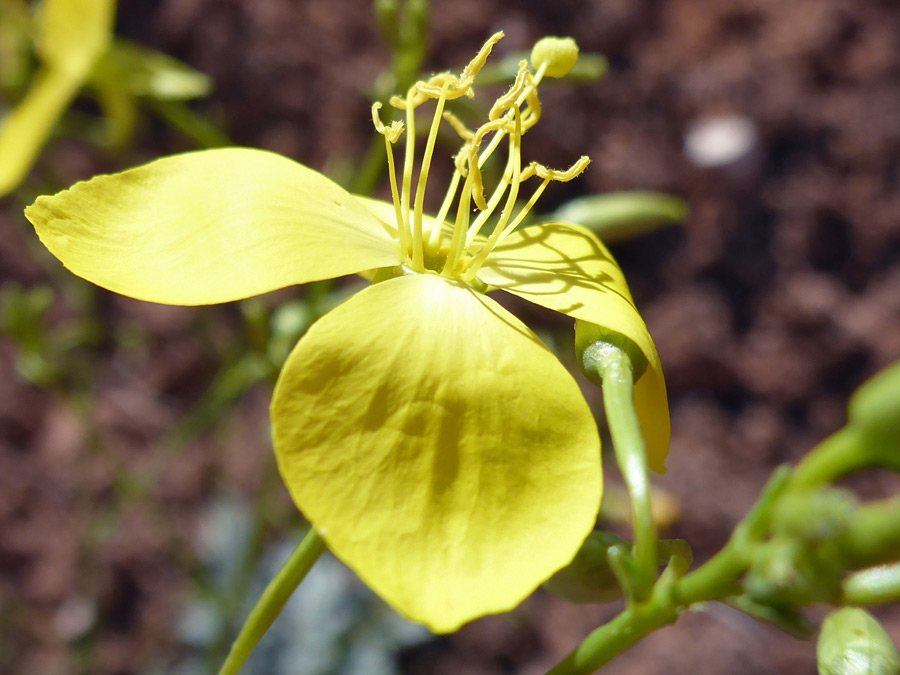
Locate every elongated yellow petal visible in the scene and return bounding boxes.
[477,222,670,472]
[0,68,80,196]
[272,273,601,632]
[25,149,403,305]
[37,0,115,78]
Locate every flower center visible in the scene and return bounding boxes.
[371,32,590,284]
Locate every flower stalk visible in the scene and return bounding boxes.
[217,528,326,675]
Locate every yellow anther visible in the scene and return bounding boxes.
[416,72,471,100]
[467,147,487,211]
[465,118,508,210]
[459,31,504,88]
[533,155,591,182]
[442,111,474,141]
[519,162,539,182]
[454,143,470,176]
[371,102,386,132]
[389,94,409,109]
[488,60,530,121]
[520,72,542,131]
[531,36,580,79]
[414,32,504,103]
[371,103,404,143]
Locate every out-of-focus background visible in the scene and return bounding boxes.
[2,0,899,673]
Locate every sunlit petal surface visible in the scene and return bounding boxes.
[25,149,403,305]
[272,273,601,632]
[478,222,670,471]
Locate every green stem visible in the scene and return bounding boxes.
[597,344,657,599]
[546,468,792,675]
[216,528,327,675]
[546,599,678,675]
[789,427,863,490]
[148,99,231,149]
[841,498,900,569]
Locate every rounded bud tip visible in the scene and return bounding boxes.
[531,37,580,78]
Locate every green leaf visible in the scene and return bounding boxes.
[90,40,212,100]
[550,192,688,243]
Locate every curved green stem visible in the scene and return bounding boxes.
[789,427,863,490]
[546,468,792,675]
[217,528,327,675]
[596,344,657,599]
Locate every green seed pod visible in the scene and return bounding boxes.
[531,37,579,78]
[575,319,649,386]
[543,531,625,604]
[848,360,900,444]
[817,607,900,675]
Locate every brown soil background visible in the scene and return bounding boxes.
[2,0,900,673]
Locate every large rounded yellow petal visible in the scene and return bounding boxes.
[25,149,403,305]
[477,222,670,472]
[272,273,601,632]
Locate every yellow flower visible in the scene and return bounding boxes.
[0,0,211,197]
[25,33,669,632]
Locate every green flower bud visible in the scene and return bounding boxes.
[817,607,900,675]
[543,531,625,604]
[531,37,579,78]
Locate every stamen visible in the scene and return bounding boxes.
[465,158,514,247]
[464,156,591,281]
[442,111,474,141]
[533,155,592,182]
[372,102,409,251]
[465,118,508,211]
[399,87,418,269]
[429,169,460,250]
[488,61,530,121]
[520,70,543,131]
[464,108,524,275]
[442,173,475,278]
[412,80,451,270]
[459,32,505,89]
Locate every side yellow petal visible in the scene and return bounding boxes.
[0,68,80,196]
[36,0,115,78]
[272,273,601,632]
[25,149,403,305]
[477,222,670,472]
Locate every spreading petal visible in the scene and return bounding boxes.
[25,149,403,305]
[272,273,601,632]
[477,222,670,472]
